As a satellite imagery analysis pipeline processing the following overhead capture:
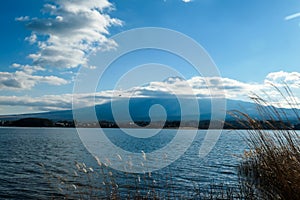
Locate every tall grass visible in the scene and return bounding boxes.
[232,86,300,199]
[46,160,258,199]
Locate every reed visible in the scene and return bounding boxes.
[232,86,300,199]
[40,158,264,199]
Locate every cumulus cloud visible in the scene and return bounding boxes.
[0,70,68,90]
[0,71,299,111]
[0,95,72,111]
[3,0,120,91]
[11,63,45,74]
[18,0,122,69]
[265,71,300,88]
[127,76,262,100]
[25,33,38,44]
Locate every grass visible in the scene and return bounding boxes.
[39,154,266,199]
[232,86,300,199]
[44,160,259,199]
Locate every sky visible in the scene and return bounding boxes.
[0,0,300,114]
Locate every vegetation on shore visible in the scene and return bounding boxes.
[41,159,261,199]
[233,87,300,199]
[1,117,300,130]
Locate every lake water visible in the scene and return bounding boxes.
[0,127,251,199]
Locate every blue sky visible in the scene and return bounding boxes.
[0,0,300,114]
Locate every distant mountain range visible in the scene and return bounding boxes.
[0,98,299,123]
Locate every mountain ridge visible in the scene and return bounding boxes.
[0,98,299,123]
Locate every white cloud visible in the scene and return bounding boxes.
[20,0,122,69]
[285,12,300,21]
[0,95,73,111]
[0,64,68,90]
[126,76,262,100]
[0,70,68,90]
[25,33,38,44]
[0,71,299,111]
[11,64,45,74]
[15,16,30,21]
[182,0,192,3]
[265,71,300,88]
[0,92,114,111]
[5,0,121,91]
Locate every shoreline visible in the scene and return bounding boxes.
[1,126,299,130]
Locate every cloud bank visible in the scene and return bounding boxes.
[0,71,299,112]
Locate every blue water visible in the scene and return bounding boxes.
[0,128,249,199]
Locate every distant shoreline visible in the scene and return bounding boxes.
[1,117,300,130]
[1,125,299,131]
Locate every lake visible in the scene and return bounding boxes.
[0,127,251,199]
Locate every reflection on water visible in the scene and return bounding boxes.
[0,128,249,199]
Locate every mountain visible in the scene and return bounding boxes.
[0,98,299,123]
